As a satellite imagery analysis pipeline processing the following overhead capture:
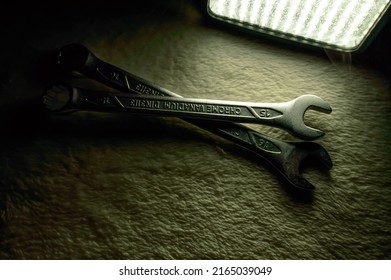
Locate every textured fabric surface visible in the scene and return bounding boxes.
[0,1,390,259]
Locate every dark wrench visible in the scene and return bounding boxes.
[52,43,332,190]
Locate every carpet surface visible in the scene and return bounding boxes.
[0,1,390,259]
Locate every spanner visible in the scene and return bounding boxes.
[44,83,329,140]
[56,45,331,140]
[50,43,333,190]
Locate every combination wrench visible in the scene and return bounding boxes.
[44,84,330,140]
[47,43,333,191]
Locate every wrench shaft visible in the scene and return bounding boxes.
[72,88,284,125]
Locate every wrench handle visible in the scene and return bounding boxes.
[70,87,287,126]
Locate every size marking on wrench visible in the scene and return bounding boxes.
[220,127,281,153]
[251,134,281,153]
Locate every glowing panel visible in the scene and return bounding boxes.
[208,0,390,52]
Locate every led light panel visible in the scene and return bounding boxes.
[208,0,390,52]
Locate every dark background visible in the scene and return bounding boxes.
[1,0,390,260]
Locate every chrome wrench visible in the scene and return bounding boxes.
[49,43,333,190]
[56,45,331,140]
[44,84,330,140]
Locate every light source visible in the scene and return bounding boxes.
[207,0,390,52]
